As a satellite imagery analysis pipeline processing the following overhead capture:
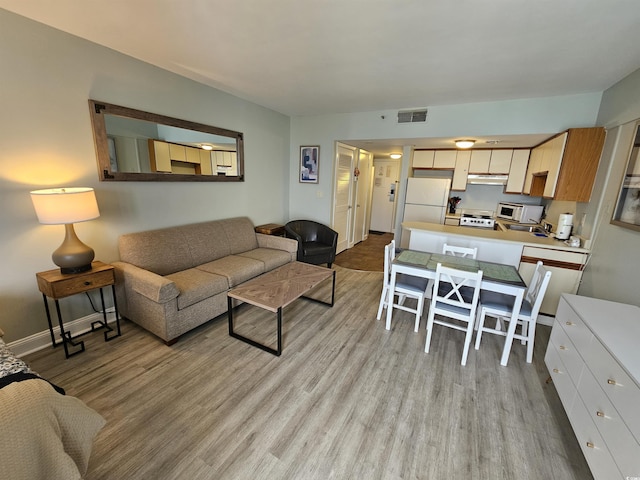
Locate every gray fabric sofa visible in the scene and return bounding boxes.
[112,217,297,344]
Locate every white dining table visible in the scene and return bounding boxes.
[385,250,527,366]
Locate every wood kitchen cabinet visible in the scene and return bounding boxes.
[505,149,530,193]
[412,150,435,168]
[468,150,492,173]
[451,150,470,190]
[149,140,172,172]
[468,149,513,174]
[518,246,588,315]
[433,150,458,169]
[524,127,605,201]
[488,149,513,174]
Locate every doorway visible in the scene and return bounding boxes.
[369,159,400,233]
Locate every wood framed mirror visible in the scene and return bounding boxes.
[89,100,244,182]
[611,121,640,231]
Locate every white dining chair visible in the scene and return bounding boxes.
[474,261,552,363]
[377,240,429,332]
[442,243,478,259]
[425,243,479,300]
[424,263,483,366]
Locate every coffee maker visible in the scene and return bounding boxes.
[556,213,573,240]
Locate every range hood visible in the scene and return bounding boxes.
[467,174,508,185]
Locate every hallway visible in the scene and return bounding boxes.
[333,232,393,272]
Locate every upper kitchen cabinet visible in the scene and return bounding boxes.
[488,150,513,174]
[433,150,458,169]
[469,149,513,174]
[452,150,471,190]
[412,150,435,168]
[524,127,605,201]
[469,150,492,173]
[505,149,530,193]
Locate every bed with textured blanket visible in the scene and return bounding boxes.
[0,339,105,480]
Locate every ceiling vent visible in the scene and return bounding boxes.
[397,109,428,123]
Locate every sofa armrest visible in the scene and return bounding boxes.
[112,261,179,303]
[256,233,298,254]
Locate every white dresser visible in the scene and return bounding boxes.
[545,294,640,479]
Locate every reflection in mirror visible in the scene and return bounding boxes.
[89,100,244,182]
[611,122,640,231]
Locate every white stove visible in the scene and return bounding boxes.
[458,210,496,229]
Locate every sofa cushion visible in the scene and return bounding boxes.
[220,217,259,255]
[179,222,232,266]
[119,228,193,276]
[165,268,229,310]
[237,248,292,271]
[197,255,265,287]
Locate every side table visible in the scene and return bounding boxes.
[36,261,121,358]
[254,223,285,236]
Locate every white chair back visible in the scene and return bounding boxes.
[425,263,483,365]
[382,239,396,288]
[474,260,552,364]
[524,261,552,320]
[377,239,429,332]
[442,243,478,259]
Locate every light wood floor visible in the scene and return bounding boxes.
[24,266,592,480]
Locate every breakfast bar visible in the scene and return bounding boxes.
[402,221,590,317]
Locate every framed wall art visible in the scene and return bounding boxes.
[611,122,640,231]
[299,146,319,184]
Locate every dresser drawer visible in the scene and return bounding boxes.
[585,338,640,445]
[550,323,584,385]
[578,368,640,478]
[568,395,623,480]
[545,342,578,413]
[557,301,593,354]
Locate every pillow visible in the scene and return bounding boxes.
[0,338,32,378]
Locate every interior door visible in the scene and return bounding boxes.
[369,160,400,232]
[353,149,373,244]
[332,143,355,254]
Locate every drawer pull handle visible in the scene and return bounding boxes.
[559,345,567,350]
[84,281,91,286]
[553,368,560,373]
[586,441,595,449]
[596,411,605,417]
[565,321,574,326]
[607,379,617,385]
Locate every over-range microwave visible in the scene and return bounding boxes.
[497,202,544,224]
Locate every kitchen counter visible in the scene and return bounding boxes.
[403,221,591,253]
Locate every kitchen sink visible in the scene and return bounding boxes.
[504,224,548,235]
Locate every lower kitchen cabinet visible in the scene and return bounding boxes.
[518,246,588,315]
[545,294,640,480]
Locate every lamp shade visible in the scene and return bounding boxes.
[30,188,100,225]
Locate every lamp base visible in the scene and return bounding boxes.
[52,224,95,275]
[60,264,93,274]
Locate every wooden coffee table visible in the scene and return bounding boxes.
[227,261,336,356]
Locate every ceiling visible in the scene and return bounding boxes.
[2,0,640,155]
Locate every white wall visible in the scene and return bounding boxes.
[289,94,602,224]
[578,68,640,305]
[0,10,290,342]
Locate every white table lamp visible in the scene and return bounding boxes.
[30,187,100,274]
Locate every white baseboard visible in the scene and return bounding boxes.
[537,313,554,327]
[8,308,118,358]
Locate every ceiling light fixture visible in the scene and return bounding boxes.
[455,139,475,149]
[390,153,402,159]
[200,144,214,151]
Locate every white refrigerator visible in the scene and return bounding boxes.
[401,177,451,247]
